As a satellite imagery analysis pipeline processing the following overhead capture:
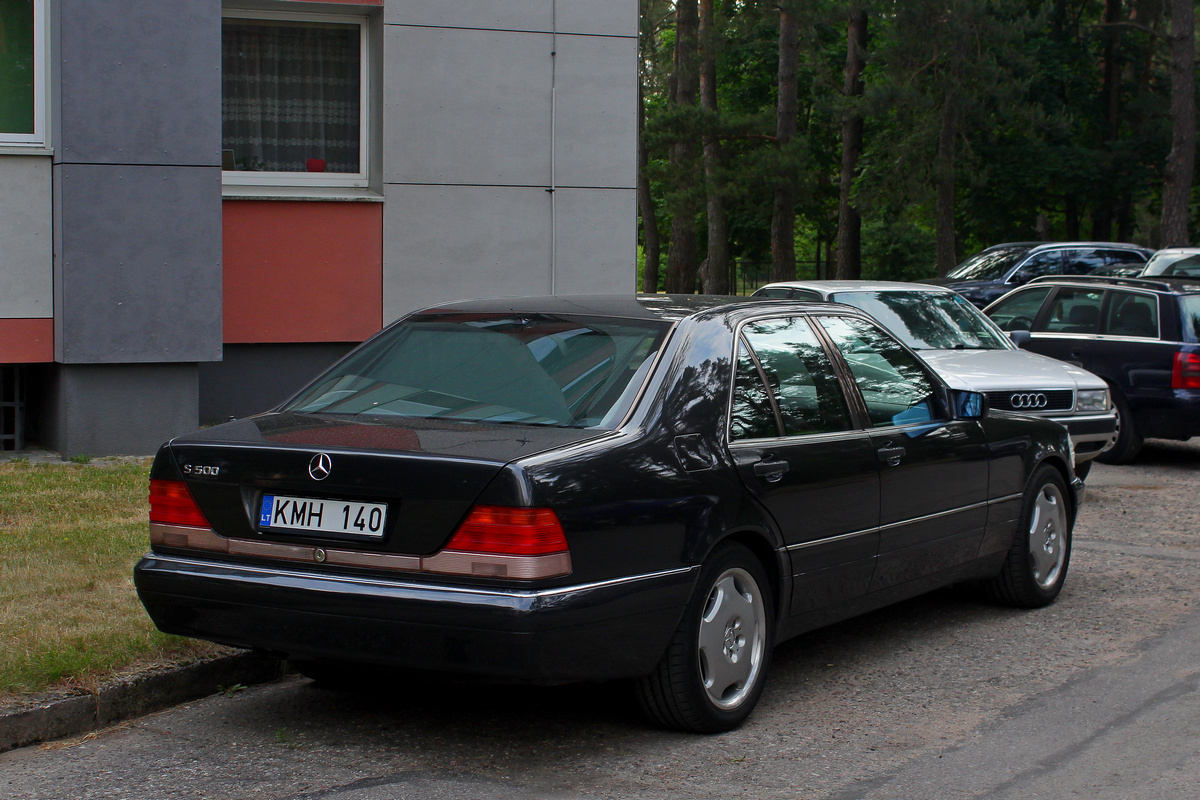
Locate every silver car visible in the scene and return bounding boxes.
[753,280,1116,477]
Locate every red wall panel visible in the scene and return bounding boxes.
[222,201,383,344]
[0,319,53,363]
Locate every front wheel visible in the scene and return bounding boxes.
[982,464,1073,608]
[636,543,773,733]
[1095,388,1143,464]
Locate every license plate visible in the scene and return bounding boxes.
[259,495,387,538]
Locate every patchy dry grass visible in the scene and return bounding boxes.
[0,460,221,698]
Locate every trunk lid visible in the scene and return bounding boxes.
[164,412,611,555]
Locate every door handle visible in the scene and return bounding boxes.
[753,459,790,483]
[877,445,906,466]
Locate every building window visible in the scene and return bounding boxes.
[0,0,46,147]
[222,10,368,188]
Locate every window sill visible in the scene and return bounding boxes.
[222,184,384,202]
[0,146,52,157]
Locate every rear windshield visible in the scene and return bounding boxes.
[946,245,1032,281]
[282,312,670,428]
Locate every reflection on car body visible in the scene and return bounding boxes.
[135,295,1081,733]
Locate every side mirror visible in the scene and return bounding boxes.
[953,390,989,420]
[1009,329,1032,348]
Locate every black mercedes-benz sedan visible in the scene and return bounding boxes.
[135,294,1081,733]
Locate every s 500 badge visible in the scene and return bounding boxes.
[182,464,220,477]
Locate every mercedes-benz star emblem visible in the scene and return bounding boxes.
[308,452,332,481]
[1010,392,1049,410]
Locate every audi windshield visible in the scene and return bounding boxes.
[945,245,1033,281]
[828,290,1011,351]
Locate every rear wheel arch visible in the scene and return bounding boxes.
[702,529,785,624]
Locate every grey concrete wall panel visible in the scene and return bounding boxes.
[552,188,637,294]
[384,26,552,186]
[44,363,199,458]
[199,342,356,424]
[382,185,552,321]
[387,0,636,37]
[553,34,638,189]
[55,0,220,166]
[0,157,53,318]
[54,164,223,364]
[387,0,552,31]
[555,0,639,37]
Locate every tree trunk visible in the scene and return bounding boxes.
[638,82,661,293]
[770,5,800,283]
[1161,0,1195,246]
[835,6,867,280]
[934,90,958,276]
[1092,0,1123,241]
[698,0,729,294]
[666,0,701,293]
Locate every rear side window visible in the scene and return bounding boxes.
[284,313,668,428]
[1181,296,1200,342]
[1044,289,1104,334]
[733,318,853,439]
[817,315,944,428]
[1061,249,1108,275]
[1103,291,1159,339]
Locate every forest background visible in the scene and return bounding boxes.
[639,0,1197,293]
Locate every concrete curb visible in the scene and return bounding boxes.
[0,652,287,754]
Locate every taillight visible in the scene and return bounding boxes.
[149,479,212,528]
[445,506,568,555]
[423,505,572,579]
[1172,352,1200,389]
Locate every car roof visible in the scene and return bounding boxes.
[1022,275,1200,295]
[409,293,858,325]
[755,280,952,295]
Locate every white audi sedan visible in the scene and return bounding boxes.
[753,281,1116,477]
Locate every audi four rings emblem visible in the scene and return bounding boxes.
[1010,392,1049,409]
[308,452,332,481]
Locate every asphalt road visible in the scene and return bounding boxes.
[3,440,1198,800]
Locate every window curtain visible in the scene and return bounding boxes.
[222,19,361,173]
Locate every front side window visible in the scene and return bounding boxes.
[1012,251,1062,282]
[283,313,668,428]
[0,0,45,145]
[817,316,943,428]
[986,286,1052,331]
[222,11,367,186]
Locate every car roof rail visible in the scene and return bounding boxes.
[1025,275,1182,292]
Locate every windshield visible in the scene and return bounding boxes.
[1143,252,1200,277]
[945,245,1032,281]
[829,290,1011,351]
[282,312,670,428]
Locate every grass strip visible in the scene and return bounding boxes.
[0,460,221,699]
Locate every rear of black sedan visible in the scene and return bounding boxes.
[136,294,1081,733]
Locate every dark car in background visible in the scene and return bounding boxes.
[985,276,1200,463]
[934,242,1154,307]
[135,294,1080,733]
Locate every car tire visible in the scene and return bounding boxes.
[636,543,773,733]
[981,464,1073,608]
[1073,459,1092,481]
[1095,388,1143,464]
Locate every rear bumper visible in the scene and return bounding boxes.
[1131,389,1200,441]
[134,554,697,683]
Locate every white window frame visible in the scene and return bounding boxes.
[1,0,48,148]
[221,9,370,189]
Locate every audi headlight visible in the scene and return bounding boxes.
[1076,389,1110,412]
